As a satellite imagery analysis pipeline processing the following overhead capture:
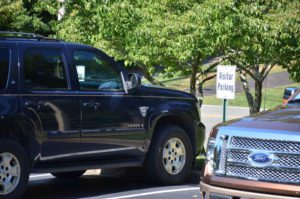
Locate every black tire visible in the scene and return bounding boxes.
[51,170,86,179]
[0,139,30,199]
[144,125,193,184]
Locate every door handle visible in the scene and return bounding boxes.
[24,101,42,110]
[25,101,47,110]
[93,103,101,109]
[83,102,101,111]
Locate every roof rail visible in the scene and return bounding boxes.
[0,31,60,41]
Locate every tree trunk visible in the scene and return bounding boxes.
[143,70,165,87]
[239,72,255,114]
[197,74,216,106]
[252,66,263,114]
[239,72,263,114]
[197,82,204,106]
[190,64,198,96]
[197,82,204,100]
[234,61,274,114]
[253,80,263,113]
[138,65,164,87]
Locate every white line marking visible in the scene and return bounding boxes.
[30,174,52,178]
[103,187,199,199]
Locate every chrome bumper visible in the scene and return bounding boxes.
[200,181,297,199]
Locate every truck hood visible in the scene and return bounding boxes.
[138,85,197,100]
[218,106,300,133]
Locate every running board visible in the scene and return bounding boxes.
[32,159,143,174]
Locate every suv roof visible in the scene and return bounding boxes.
[0,31,60,42]
[0,31,95,50]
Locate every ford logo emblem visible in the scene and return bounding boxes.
[248,152,276,167]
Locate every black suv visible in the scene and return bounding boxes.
[0,32,205,198]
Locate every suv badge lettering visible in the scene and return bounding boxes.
[128,123,143,128]
[248,152,275,167]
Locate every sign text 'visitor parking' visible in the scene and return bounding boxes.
[216,65,236,99]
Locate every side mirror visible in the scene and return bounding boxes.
[128,73,141,90]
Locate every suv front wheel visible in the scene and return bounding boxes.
[0,140,30,199]
[144,125,193,184]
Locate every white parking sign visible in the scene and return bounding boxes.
[216,65,236,99]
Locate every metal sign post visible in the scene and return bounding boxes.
[223,98,227,122]
[216,65,236,122]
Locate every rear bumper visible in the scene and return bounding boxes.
[200,181,297,199]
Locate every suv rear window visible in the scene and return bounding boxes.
[24,48,68,90]
[0,48,10,90]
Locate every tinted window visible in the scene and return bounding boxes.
[0,48,10,90]
[284,90,292,96]
[73,50,123,91]
[24,49,68,90]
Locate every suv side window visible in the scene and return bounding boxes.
[24,48,68,90]
[73,50,123,91]
[0,48,10,90]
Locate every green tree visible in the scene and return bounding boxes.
[126,0,232,95]
[56,0,300,111]
[58,0,232,95]
[221,0,300,114]
[278,17,300,82]
[57,0,163,85]
[0,0,58,35]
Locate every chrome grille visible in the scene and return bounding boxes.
[216,135,300,184]
[227,165,300,184]
[227,150,300,168]
[227,150,249,163]
[277,155,300,168]
[218,138,228,172]
[231,137,300,153]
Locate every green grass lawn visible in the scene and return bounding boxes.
[145,80,298,110]
[144,66,287,92]
[203,83,300,109]
[142,67,296,110]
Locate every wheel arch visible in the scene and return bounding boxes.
[146,112,198,156]
[0,118,40,166]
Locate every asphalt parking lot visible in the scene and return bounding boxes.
[22,105,250,199]
[24,171,201,199]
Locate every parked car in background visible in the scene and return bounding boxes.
[283,87,298,104]
[201,88,300,199]
[0,31,205,199]
[286,87,300,106]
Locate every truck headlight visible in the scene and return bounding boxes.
[206,137,216,174]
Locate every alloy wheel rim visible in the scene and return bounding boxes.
[0,152,21,195]
[162,137,186,175]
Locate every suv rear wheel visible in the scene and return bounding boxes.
[0,140,30,199]
[51,170,86,179]
[144,125,193,184]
